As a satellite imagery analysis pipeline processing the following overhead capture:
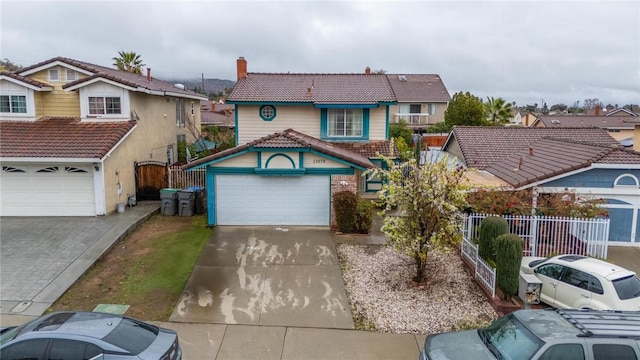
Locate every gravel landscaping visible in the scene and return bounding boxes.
[337,244,498,334]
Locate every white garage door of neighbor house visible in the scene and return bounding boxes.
[0,164,96,216]
[215,175,330,225]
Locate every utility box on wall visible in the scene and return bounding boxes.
[518,274,542,305]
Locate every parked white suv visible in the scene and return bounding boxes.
[520,254,640,311]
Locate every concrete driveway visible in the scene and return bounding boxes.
[170,226,355,329]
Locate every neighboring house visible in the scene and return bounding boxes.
[530,115,634,141]
[0,57,207,216]
[442,126,640,246]
[183,57,404,226]
[386,72,451,131]
[200,100,235,128]
[509,110,523,126]
[605,108,638,117]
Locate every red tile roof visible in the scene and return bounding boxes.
[183,129,374,170]
[228,73,396,104]
[386,74,451,102]
[17,57,206,100]
[446,126,619,170]
[0,117,136,159]
[334,141,397,158]
[0,71,52,89]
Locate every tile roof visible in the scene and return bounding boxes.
[534,115,634,129]
[605,108,638,117]
[385,74,451,102]
[0,117,136,159]
[334,140,397,158]
[447,126,619,170]
[0,71,52,89]
[228,73,396,104]
[17,57,206,100]
[183,129,374,170]
[201,111,234,127]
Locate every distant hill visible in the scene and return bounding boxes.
[161,78,236,96]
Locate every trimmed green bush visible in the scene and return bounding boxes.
[354,199,373,234]
[495,233,524,300]
[334,191,358,233]
[478,216,508,263]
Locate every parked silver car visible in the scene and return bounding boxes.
[520,254,640,311]
[0,311,181,360]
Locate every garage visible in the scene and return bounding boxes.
[215,175,330,225]
[0,163,95,216]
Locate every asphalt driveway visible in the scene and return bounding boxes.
[169,226,355,329]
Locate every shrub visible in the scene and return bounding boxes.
[478,216,508,263]
[334,191,358,233]
[495,233,524,300]
[354,199,373,234]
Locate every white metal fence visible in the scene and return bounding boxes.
[461,237,496,298]
[462,213,610,259]
[167,166,206,189]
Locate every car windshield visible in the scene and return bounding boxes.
[0,316,43,345]
[484,314,543,360]
[529,259,547,268]
[612,275,640,300]
[102,317,158,354]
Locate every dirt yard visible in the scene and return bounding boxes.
[49,215,200,320]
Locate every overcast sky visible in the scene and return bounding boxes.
[1,1,639,107]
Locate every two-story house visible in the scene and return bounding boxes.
[0,57,207,216]
[385,72,450,132]
[184,57,427,226]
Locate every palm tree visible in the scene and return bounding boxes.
[112,51,145,75]
[484,97,514,125]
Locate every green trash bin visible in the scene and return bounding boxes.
[160,188,180,216]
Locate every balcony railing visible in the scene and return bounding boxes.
[393,113,431,126]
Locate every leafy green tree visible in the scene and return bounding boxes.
[366,155,469,281]
[0,58,21,72]
[484,97,514,125]
[113,51,145,75]
[441,91,485,131]
[389,120,414,160]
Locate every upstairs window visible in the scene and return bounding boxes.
[328,108,363,137]
[0,95,27,113]
[89,96,121,115]
[66,69,77,82]
[48,69,60,82]
[176,99,185,127]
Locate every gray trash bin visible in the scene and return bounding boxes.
[160,188,180,216]
[178,189,195,217]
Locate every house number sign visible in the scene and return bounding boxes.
[312,159,326,164]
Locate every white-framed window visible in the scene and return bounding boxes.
[190,101,195,116]
[176,99,185,127]
[0,95,27,113]
[427,104,436,115]
[88,96,121,115]
[328,108,363,137]
[48,69,60,82]
[66,69,77,82]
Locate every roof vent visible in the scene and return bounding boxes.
[174,84,185,90]
[398,75,407,81]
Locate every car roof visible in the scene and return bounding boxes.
[18,311,122,340]
[513,309,581,341]
[548,255,635,280]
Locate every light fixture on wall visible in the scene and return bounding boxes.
[93,163,100,171]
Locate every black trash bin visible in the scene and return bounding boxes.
[178,189,195,217]
[160,188,180,216]
[188,186,206,215]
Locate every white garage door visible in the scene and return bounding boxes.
[0,164,95,216]
[216,175,330,225]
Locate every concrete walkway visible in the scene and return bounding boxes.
[0,202,160,316]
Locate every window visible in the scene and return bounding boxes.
[561,268,591,290]
[102,317,158,354]
[0,339,48,359]
[177,134,186,144]
[49,69,60,82]
[539,344,585,360]
[259,105,276,121]
[593,344,637,360]
[612,275,640,300]
[36,166,59,173]
[176,99,185,127]
[328,108,363,137]
[0,95,27,113]
[2,166,26,173]
[190,101,195,116]
[88,96,121,115]
[66,69,77,82]
[428,104,436,115]
[535,264,565,280]
[49,340,102,360]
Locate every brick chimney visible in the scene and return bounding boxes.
[146,68,151,82]
[211,102,216,111]
[365,67,371,75]
[237,57,247,81]
[595,105,602,116]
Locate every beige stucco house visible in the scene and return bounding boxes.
[0,57,207,216]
